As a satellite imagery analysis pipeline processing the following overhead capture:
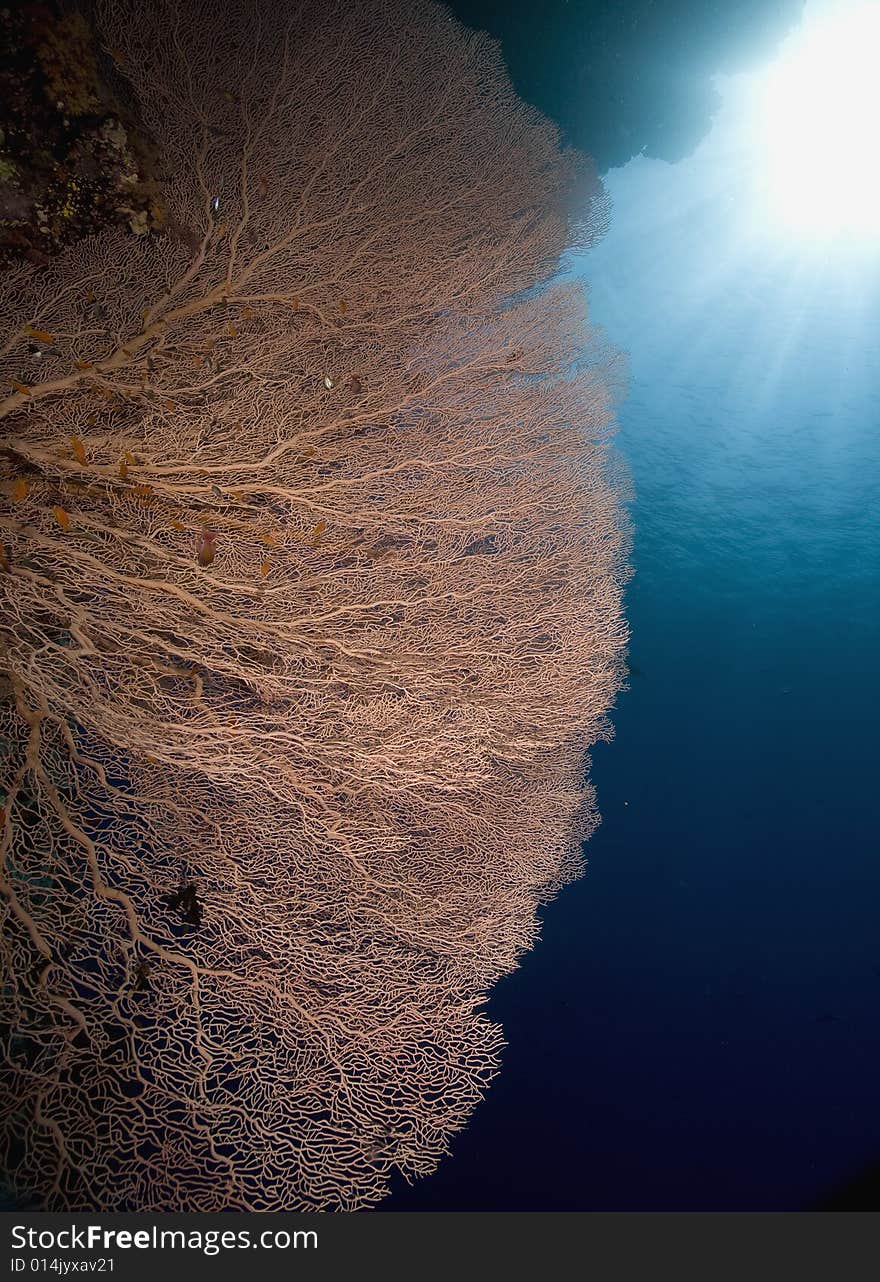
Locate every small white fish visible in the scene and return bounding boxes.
[323,375,335,390]
[210,195,220,214]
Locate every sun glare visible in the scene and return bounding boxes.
[752,1,880,245]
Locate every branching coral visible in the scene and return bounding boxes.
[0,0,629,1211]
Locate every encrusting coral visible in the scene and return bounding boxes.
[0,2,164,269]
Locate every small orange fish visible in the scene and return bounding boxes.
[141,309,150,326]
[70,436,87,464]
[226,323,238,338]
[311,519,327,542]
[122,451,136,465]
[257,532,278,548]
[0,805,5,824]
[260,558,271,579]
[118,459,129,480]
[0,542,9,572]
[170,519,186,532]
[196,529,217,567]
[132,484,153,497]
[53,506,70,530]
[85,289,95,304]
[163,399,177,411]
[86,413,97,426]
[74,360,93,371]
[26,327,54,343]
[11,477,29,502]
[339,299,347,315]
[242,307,254,320]
[8,379,31,396]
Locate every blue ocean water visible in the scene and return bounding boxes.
[388,76,880,1210]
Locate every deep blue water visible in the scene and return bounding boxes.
[387,79,880,1210]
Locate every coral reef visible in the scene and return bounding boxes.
[0,2,164,269]
[0,0,629,1211]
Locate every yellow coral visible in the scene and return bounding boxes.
[59,178,80,220]
[128,209,150,235]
